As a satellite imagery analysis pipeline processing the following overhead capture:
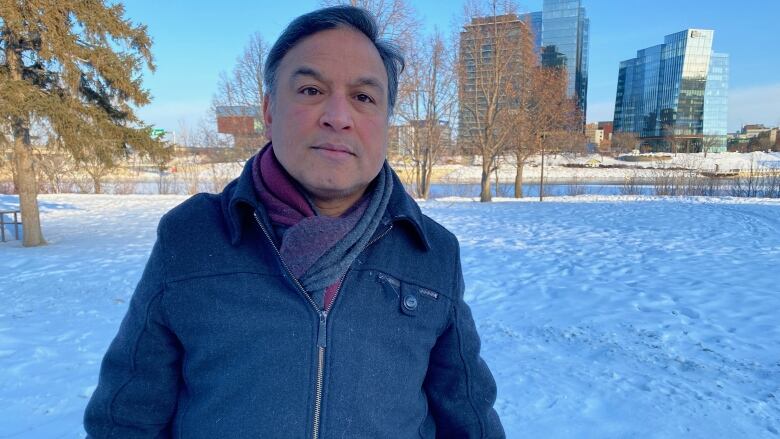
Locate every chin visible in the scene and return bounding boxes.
[308,181,366,201]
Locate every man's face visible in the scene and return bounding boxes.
[263,27,389,205]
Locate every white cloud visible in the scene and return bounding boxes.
[728,83,780,131]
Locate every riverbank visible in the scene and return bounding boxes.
[394,151,780,185]
[3,151,778,196]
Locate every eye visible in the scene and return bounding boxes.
[355,93,375,104]
[300,86,321,96]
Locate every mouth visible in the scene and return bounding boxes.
[312,143,356,156]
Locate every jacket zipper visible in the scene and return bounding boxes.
[254,211,392,439]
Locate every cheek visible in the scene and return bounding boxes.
[360,117,389,151]
[288,105,316,125]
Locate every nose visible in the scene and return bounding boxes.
[319,94,353,131]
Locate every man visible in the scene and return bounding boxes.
[85,6,504,438]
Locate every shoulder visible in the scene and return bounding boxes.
[158,192,223,233]
[154,192,236,277]
[420,213,460,255]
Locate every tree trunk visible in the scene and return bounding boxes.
[480,160,492,202]
[93,176,102,194]
[422,175,431,199]
[494,167,500,197]
[514,158,525,198]
[13,122,45,246]
[422,159,432,200]
[420,148,432,200]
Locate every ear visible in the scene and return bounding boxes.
[262,93,273,140]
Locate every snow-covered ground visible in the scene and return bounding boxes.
[1,193,779,437]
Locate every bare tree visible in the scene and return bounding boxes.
[76,144,123,194]
[458,1,525,202]
[509,62,577,198]
[34,148,76,194]
[395,31,457,198]
[701,134,724,158]
[662,121,679,155]
[502,14,536,199]
[212,33,268,110]
[611,131,639,155]
[320,0,421,53]
[211,33,269,160]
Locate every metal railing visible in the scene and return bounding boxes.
[1,210,21,242]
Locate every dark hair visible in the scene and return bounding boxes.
[263,5,405,115]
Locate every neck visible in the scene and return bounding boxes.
[311,189,366,217]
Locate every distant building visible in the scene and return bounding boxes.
[389,120,452,158]
[585,123,601,151]
[598,121,613,145]
[457,14,533,151]
[215,105,265,149]
[539,0,589,118]
[728,125,779,152]
[741,124,771,138]
[519,1,589,118]
[457,2,590,149]
[585,121,613,153]
[521,11,543,54]
[613,29,729,153]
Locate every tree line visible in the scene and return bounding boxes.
[1,0,585,247]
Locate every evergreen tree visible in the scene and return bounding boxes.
[0,0,165,246]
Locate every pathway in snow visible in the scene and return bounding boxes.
[1,194,779,437]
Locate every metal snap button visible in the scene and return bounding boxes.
[403,294,418,311]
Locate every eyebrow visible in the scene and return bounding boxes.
[291,66,326,84]
[291,66,385,94]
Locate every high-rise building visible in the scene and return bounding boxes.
[540,0,589,118]
[457,3,589,149]
[523,11,543,54]
[457,14,533,151]
[613,29,729,153]
[518,2,588,117]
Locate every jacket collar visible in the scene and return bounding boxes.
[222,154,431,251]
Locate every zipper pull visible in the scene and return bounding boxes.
[317,311,328,348]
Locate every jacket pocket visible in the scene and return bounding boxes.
[376,272,443,321]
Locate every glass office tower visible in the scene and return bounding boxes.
[541,0,589,119]
[613,29,729,152]
[703,53,729,152]
[521,11,543,54]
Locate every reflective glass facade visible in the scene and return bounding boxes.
[613,29,729,152]
[520,11,543,55]
[542,0,589,118]
[703,53,729,152]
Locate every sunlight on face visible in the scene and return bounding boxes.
[263,27,389,211]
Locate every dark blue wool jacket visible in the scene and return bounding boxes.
[84,158,505,438]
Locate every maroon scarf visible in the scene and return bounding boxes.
[252,144,369,309]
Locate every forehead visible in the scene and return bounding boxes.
[279,27,388,88]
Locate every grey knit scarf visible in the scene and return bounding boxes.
[300,163,393,297]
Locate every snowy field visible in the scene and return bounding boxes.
[1,193,779,438]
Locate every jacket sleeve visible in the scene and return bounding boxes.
[84,228,183,438]
[423,243,505,438]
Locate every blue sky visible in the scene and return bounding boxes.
[123,0,780,135]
